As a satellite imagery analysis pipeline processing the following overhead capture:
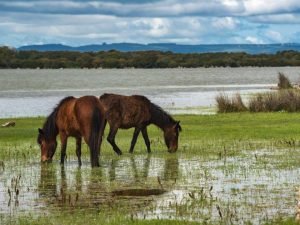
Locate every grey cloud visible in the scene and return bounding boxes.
[0,0,244,17]
[249,14,300,24]
[0,0,299,18]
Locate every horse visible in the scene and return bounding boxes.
[37,96,106,167]
[99,93,182,155]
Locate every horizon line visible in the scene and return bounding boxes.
[9,42,300,48]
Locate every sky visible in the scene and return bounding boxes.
[0,0,300,47]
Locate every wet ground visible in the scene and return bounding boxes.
[1,148,299,224]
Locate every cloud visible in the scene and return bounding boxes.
[0,0,299,46]
[0,0,299,17]
[264,30,283,42]
[244,0,300,16]
[249,14,300,24]
[245,36,264,44]
[0,0,244,17]
[212,17,239,30]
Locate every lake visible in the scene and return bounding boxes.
[0,67,300,118]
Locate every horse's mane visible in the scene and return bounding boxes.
[39,96,75,141]
[149,102,176,128]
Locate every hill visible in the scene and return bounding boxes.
[17,43,300,54]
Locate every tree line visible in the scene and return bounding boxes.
[1,46,300,69]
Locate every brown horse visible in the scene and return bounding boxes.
[99,93,181,155]
[37,96,106,167]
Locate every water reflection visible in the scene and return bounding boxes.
[129,155,151,182]
[38,164,57,199]
[36,156,175,211]
[163,156,179,181]
[1,151,300,224]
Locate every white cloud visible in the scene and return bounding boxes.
[243,0,300,16]
[148,18,170,37]
[245,36,264,44]
[212,17,239,30]
[265,30,283,43]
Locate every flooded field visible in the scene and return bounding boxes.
[1,147,299,225]
[1,68,300,224]
[1,67,300,117]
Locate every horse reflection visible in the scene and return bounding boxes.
[38,164,58,199]
[37,156,180,211]
[38,165,83,205]
[163,156,179,181]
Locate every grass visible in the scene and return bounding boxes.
[1,113,300,225]
[2,113,300,159]
[216,93,247,113]
[216,89,300,113]
[278,72,292,89]
[13,212,202,225]
[216,73,300,113]
[249,89,300,112]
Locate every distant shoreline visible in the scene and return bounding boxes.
[1,46,300,69]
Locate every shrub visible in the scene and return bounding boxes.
[248,89,300,112]
[278,72,292,89]
[216,93,247,113]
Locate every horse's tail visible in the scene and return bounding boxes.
[89,106,105,167]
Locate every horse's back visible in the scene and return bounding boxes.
[56,96,104,137]
[100,93,151,128]
[74,96,104,126]
[75,95,103,115]
[74,95,105,141]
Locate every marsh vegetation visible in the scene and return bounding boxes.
[1,114,300,224]
[216,73,300,113]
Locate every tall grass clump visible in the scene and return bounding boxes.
[278,72,292,89]
[216,93,247,113]
[216,73,300,113]
[249,89,300,112]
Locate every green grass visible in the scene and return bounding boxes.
[13,212,202,225]
[1,113,300,225]
[2,113,300,158]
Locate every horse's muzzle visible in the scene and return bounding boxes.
[41,156,52,163]
[168,147,178,153]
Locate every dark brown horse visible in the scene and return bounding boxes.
[99,93,181,155]
[37,96,106,167]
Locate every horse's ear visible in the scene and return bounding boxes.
[38,128,44,135]
[176,121,182,132]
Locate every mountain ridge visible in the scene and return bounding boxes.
[17,43,300,54]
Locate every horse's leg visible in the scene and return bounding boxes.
[141,127,151,153]
[76,137,82,166]
[129,127,141,153]
[60,133,68,164]
[107,127,122,155]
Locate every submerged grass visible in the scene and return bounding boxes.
[1,113,300,224]
[13,212,202,225]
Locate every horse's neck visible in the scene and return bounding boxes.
[150,116,170,131]
[43,113,59,141]
[149,103,173,131]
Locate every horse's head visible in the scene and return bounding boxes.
[164,121,182,153]
[37,128,57,162]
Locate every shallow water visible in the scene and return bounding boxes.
[1,67,300,117]
[0,149,299,224]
